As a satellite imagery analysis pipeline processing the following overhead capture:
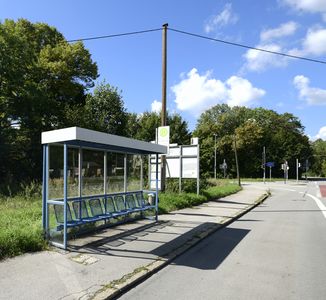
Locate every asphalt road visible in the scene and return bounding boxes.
[120,182,326,300]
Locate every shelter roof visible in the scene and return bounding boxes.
[41,127,167,155]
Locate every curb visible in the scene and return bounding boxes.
[92,192,270,300]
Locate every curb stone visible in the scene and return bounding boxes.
[92,192,270,300]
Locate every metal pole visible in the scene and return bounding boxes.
[197,143,200,195]
[179,146,182,194]
[148,155,151,189]
[263,146,266,184]
[223,159,226,179]
[296,158,298,183]
[155,154,159,221]
[63,143,68,249]
[104,152,107,194]
[269,166,272,181]
[234,136,241,187]
[124,154,127,193]
[42,145,47,232]
[45,145,49,237]
[79,148,82,197]
[140,155,143,191]
[214,134,217,179]
[161,23,168,192]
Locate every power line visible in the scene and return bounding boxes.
[67,28,162,43]
[65,26,326,65]
[169,27,326,65]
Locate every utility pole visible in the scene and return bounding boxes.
[234,136,241,187]
[214,134,217,179]
[161,23,168,192]
[262,146,266,184]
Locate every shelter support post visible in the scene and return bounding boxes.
[42,145,47,232]
[124,154,127,193]
[155,154,159,221]
[78,148,82,197]
[140,155,143,190]
[63,143,68,249]
[104,152,107,194]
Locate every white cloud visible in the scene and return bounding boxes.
[260,21,298,42]
[314,126,326,140]
[205,3,238,33]
[151,100,161,113]
[243,43,288,72]
[171,68,265,115]
[302,27,326,56]
[293,75,326,105]
[226,76,266,106]
[282,0,326,20]
[242,21,298,72]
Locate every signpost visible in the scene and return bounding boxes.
[266,161,275,181]
[296,158,301,182]
[157,126,170,192]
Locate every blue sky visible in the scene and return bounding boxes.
[1,0,326,139]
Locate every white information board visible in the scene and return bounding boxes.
[149,140,200,193]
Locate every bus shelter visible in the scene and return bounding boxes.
[41,127,166,249]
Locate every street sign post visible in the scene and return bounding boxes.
[266,162,275,181]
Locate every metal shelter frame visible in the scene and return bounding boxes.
[41,127,166,249]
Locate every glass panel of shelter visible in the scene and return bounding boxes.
[46,144,150,248]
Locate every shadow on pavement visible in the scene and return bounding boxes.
[170,226,250,270]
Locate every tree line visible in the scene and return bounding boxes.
[0,19,322,193]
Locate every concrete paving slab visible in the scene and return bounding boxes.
[0,185,268,300]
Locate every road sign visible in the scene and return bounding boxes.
[266,162,275,168]
[157,126,170,153]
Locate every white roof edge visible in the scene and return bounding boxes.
[41,127,167,154]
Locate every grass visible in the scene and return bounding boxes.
[158,182,241,214]
[0,195,47,260]
[0,180,241,260]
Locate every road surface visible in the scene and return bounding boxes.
[120,182,326,300]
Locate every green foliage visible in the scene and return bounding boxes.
[165,178,209,193]
[194,104,312,178]
[0,196,46,260]
[126,111,191,144]
[310,139,326,176]
[158,181,241,214]
[84,82,128,135]
[0,19,98,186]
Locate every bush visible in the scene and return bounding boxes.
[159,181,241,214]
[165,178,210,194]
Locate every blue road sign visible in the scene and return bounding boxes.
[266,162,275,168]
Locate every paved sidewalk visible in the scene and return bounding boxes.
[0,185,268,300]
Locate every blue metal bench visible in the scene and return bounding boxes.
[53,190,158,233]
[72,199,106,223]
[135,191,156,210]
[54,204,82,230]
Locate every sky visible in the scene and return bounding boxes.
[1,0,326,140]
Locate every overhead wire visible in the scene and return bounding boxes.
[66,28,162,43]
[65,26,326,65]
[168,27,326,65]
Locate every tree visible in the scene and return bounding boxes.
[310,139,326,176]
[0,19,98,185]
[84,82,128,135]
[194,104,312,178]
[126,111,191,144]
